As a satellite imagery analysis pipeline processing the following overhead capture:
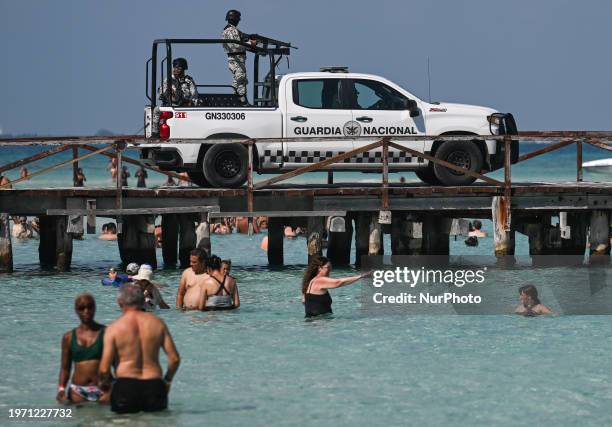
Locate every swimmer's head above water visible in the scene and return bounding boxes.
[519,284,541,307]
[126,263,140,276]
[221,259,232,276]
[74,293,96,324]
[302,256,331,295]
[117,284,145,310]
[189,248,208,274]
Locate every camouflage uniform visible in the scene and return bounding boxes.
[152,75,199,135]
[158,74,200,107]
[222,23,248,98]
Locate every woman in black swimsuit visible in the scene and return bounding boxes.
[301,257,371,317]
[198,255,240,310]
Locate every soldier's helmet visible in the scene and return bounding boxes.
[226,9,241,22]
[172,57,188,70]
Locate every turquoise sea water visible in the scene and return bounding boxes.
[0,143,611,426]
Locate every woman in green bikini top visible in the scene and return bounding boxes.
[57,294,109,404]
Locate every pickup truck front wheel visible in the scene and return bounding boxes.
[433,141,483,186]
[203,143,248,188]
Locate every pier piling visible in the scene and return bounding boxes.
[368,214,383,256]
[589,210,610,262]
[307,216,325,263]
[560,212,588,256]
[0,213,13,273]
[161,214,179,268]
[55,216,73,272]
[37,216,73,270]
[391,212,410,255]
[86,200,96,234]
[327,214,353,266]
[523,216,550,257]
[178,214,196,269]
[39,216,57,268]
[407,220,424,255]
[354,213,370,267]
[118,215,157,268]
[492,196,515,256]
[421,216,451,255]
[267,217,284,266]
[196,214,211,256]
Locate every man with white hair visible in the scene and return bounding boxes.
[99,285,180,413]
[132,264,170,310]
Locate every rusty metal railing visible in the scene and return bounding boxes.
[1,132,612,232]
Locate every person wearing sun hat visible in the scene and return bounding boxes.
[132,265,169,310]
[126,263,140,277]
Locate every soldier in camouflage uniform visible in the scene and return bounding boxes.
[222,10,256,105]
[152,57,200,135]
[158,57,200,107]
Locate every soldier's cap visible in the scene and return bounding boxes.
[226,9,241,21]
[172,58,188,70]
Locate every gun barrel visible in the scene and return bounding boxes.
[250,33,291,48]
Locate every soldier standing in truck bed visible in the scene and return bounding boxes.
[222,9,256,105]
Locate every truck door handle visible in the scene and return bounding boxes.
[290,116,308,122]
[356,116,373,123]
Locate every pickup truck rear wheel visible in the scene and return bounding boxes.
[203,143,248,188]
[433,141,483,186]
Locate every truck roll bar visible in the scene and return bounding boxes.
[149,37,292,109]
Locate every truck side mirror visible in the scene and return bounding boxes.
[405,99,420,117]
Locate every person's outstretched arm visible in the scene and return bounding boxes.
[316,271,371,291]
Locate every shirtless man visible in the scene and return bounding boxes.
[176,248,209,310]
[468,220,487,238]
[99,285,180,413]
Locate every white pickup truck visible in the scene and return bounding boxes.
[141,68,517,187]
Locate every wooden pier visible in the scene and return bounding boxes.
[0,132,611,271]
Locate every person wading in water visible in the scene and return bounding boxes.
[57,294,108,404]
[302,256,371,318]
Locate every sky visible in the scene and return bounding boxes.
[0,0,610,135]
